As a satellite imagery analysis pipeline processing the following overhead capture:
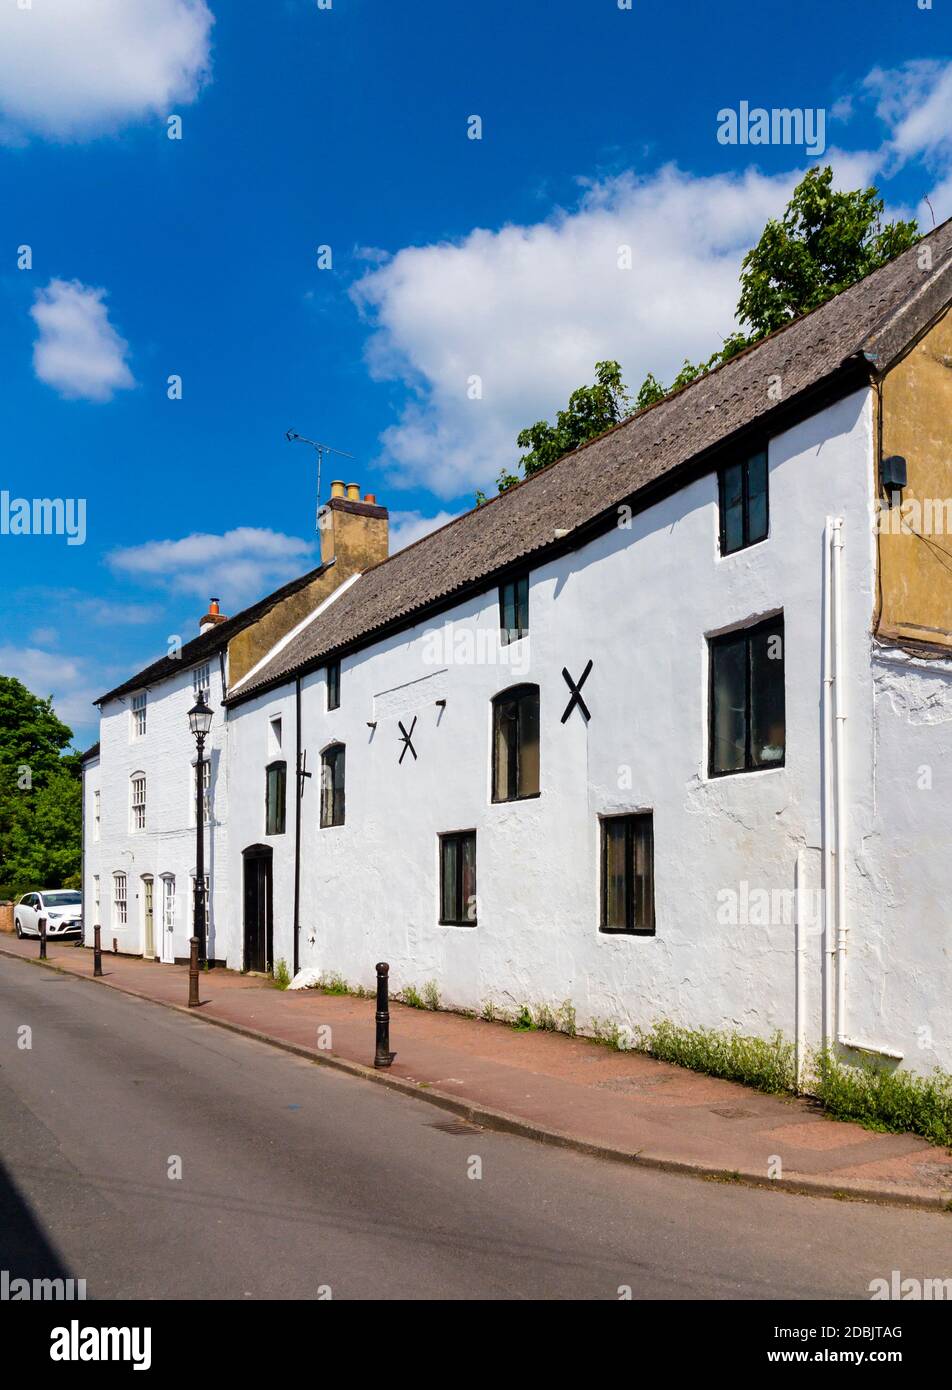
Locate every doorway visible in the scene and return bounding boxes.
[142,875,154,958]
[243,846,273,974]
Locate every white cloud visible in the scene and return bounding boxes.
[0,0,213,142]
[107,527,317,609]
[0,644,100,736]
[352,164,806,498]
[866,60,952,169]
[863,59,952,220]
[31,279,135,402]
[388,509,462,552]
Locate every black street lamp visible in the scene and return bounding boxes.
[188,690,214,966]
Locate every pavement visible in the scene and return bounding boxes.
[1,933,950,1212]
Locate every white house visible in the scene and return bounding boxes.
[84,222,952,1076]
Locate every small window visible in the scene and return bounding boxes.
[113,872,127,928]
[718,450,768,555]
[132,691,147,737]
[440,831,477,926]
[192,662,211,697]
[709,615,785,776]
[499,575,529,644]
[265,760,287,835]
[326,660,340,711]
[93,875,100,913]
[492,684,540,802]
[268,716,282,754]
[131,773,146,832]
[162,875,175,934]
[320,744,345,828]
[600,814,655,935]
[93,789,101,841]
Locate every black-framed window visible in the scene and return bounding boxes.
[326,660,340,710]
[320,743,345,828]
[499,574,529,644]
[600,813,655,935]
[440,831,477,926]
[265,760,287,835]
[492,684,540,802]
[709,614,785,776]
[718,449,768,555]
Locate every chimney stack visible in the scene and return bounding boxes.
[199,597,228,634]
[319,483,388,573]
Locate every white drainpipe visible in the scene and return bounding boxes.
[821,519,836,1052]
[794,847,806,1089]
[825,515,903,1063]
[831,517,849,1044]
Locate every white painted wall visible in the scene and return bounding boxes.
[860,647,952,1071]
[85,657,228,962]
[224,388,952,1071]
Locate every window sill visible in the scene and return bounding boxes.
[491,791,541,805]
[717,534,769,561]
[438,919,477,929]
[707,760,785,781]
[599,927,656,937]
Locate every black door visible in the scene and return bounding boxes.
[242,847,273,974]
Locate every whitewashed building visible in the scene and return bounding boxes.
[84,226,952,1076]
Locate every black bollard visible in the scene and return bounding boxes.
[93,924,103,977]
[374,961,396,1068]
[188,936,200,1008]
[39,916,47,960]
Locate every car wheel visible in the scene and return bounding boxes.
[14,920,22,938]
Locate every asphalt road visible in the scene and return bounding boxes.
[0,954,949,1301]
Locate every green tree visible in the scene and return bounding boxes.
[736,165,919,338]
[0,676,81,899]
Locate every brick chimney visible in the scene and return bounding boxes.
[199,597,228,634]
[319,482,388,572]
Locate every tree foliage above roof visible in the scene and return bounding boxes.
[481,167,919,501]
[736,165,920,338]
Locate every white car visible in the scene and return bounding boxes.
[14,890,83,940]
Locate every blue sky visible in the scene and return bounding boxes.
[1,0,950,747]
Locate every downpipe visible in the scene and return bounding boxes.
[825,515,903,1063]
[831,516,849,1047]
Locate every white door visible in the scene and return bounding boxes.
[160,876,176,963]
[18,895,37,935]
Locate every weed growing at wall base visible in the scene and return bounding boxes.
[635,1020,797,1094]
[813,1050,952,1147]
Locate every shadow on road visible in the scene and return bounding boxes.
[0,1155,75,1284]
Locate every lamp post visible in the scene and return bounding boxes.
[188,690,214,967]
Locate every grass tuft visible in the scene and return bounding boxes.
[318,971,351,995]
[634,1019,795,1094]
[813,1049,952,1147]
[272,958,291,990]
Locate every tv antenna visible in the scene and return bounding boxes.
[285,430,355,530]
